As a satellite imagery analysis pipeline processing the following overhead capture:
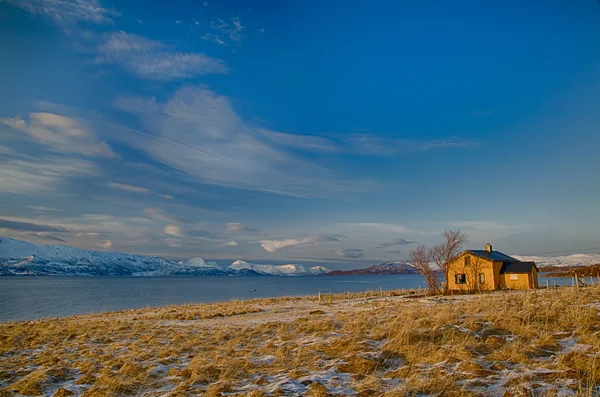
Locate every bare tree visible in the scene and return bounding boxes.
[430,230,468,293]
[409,230,468,295]
[409,244,443,295]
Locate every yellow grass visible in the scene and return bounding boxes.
[0,287,599,396]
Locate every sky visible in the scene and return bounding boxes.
[0,0,599,268]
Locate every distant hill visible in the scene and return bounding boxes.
[323,261,417,276]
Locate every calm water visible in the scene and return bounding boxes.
[0,275,425,322]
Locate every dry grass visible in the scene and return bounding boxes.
[1,287,599,396]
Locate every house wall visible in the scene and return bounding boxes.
[447,253,496,291]
[500,273,533,290]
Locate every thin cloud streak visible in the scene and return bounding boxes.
[96,32,229,80]
[260,235,342,252]
[106,182,150,194]
[4,0,118,26]
[376,238,416,249]
[0,219,70,233]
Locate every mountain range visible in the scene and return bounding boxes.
[0,237,329,277]
[323,261,418,276]
[513,253,600,267]
[3,236,598,277]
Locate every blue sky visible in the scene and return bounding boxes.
[1,0,599,268]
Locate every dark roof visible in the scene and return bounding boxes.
[499,261,538,274]
[467,250,518,262]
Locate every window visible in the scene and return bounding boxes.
[479,273,485,284]
[464,256,471,267]
[510,274,518,281]
[455,274,466,284]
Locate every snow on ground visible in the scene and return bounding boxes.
[2,289,599,396]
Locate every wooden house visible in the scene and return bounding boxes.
[447,243,538,291]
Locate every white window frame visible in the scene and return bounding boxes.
[510,274,518,281]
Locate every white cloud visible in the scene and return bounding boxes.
[112,87,338,197]
[1,112,116,157]
[106,182,150,194]
[159,194,174,200]
[260,235,341,252]
[96,31,229,80]
[4,0,118,26]
[164,224,182,236]
[225,240,238,246]
[0,157,99,194]
[98,240,112,249]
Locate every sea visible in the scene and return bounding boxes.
[0,274,425,322]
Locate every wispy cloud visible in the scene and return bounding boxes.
[112,87,348,197]
[227,222,259,233]
[96,32,229,80]
[266,132,473,156]
[4,0,118,26]
[98,240,112,249]
[258,129,338,152]
[1,157,99,194]
[142,208,192,225]
[205,17,245,46]
[23,232,67,243]
[106,182,150,194]
[260,235,342,252]
[337,248,364,258]
[0,219,70,233]
[164,224,182,236]
[1,112,116,157]
[376,238,416,249]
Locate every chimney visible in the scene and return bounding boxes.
[485,243,492,252]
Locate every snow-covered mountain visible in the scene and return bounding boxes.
[0,237,331,277]
[0,237,232,276]
[180,257,222,269]
[513,253,600,268]
[228,260,330,276]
